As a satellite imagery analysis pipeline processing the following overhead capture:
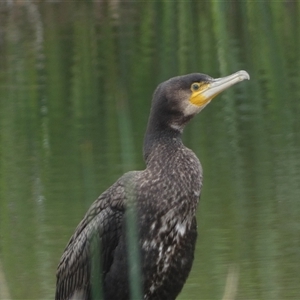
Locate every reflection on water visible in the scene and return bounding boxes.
[0,2,300,299]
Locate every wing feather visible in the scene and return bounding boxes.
[55,176,128,300]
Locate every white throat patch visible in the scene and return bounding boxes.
[182,101,211,117]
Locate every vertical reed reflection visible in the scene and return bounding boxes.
[0,2,299,299]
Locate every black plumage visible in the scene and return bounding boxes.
[55,71,249,300]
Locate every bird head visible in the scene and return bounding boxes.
[149,70,250,132]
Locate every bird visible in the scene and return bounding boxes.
[55,70,250,300]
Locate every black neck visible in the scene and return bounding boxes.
[143,124,182,163]
[143,87,185,163]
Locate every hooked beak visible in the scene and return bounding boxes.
[202,70,250,100]
[190,70,250,107]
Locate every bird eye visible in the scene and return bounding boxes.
[191,83,200,91]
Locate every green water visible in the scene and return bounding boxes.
[0,2,300,300]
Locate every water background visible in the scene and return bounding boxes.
[0,2,300,299]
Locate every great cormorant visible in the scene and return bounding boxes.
[55,70,250,300]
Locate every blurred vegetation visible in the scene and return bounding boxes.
[0,1,299,299]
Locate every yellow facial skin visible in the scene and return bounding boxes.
[189,82,214,107]
[188,70,250,108]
